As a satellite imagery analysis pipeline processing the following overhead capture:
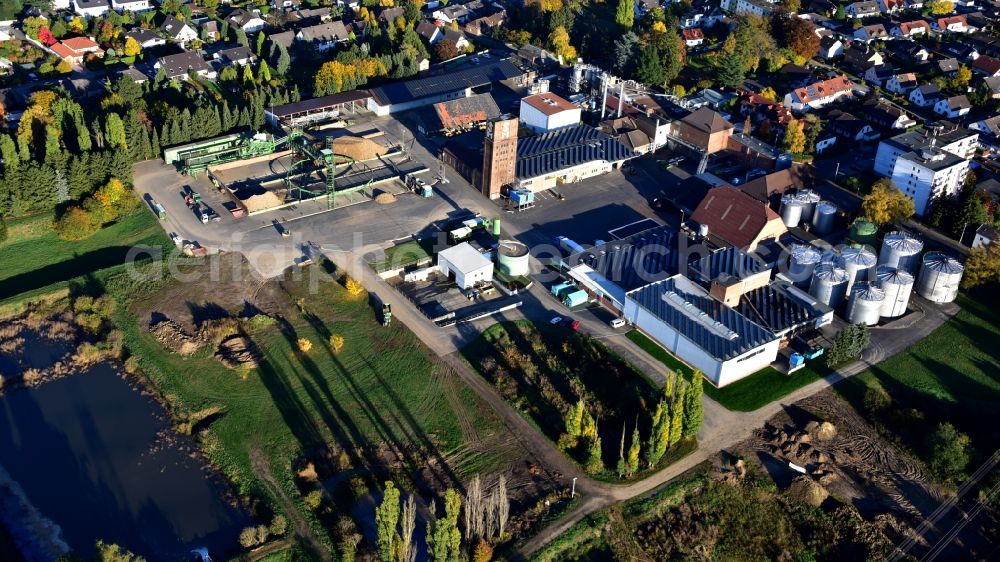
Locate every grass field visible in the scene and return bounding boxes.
[368,239,434,272]
[626,330,826,412]
[0,211,170,299]
[835,290,1000,465]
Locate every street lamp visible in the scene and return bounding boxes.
[571,477,578,499]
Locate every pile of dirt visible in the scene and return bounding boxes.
[374,192,396,204]
[332,136,388,161]
[809,421,838,441]
[149,319,201,356]
[787,476,829,507]
[214,336,261,369]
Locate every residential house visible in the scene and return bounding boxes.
[905,0,924,10]
[934,95,972,118]
[118,66,149,83]
[416,21,443,44]
[855,23,890,41]
[909,83,941,107]
[271,0,299,10]
[681,3,725,28]
[295,21,349,51]
[125,27,165,49]
[983,76,1000,99]
[226,9,266,33]
[443,29,469,50]
[733,0,777,17]
[154,51,216,80]
[783,75,855,111]
[682,28,705,47]
[73,0,109,17]
[463,10,505,36]
[885,39,929,61]
[377,6,405,25]
[971,55,1000,77]
[295,7,332,22]
[892,20,930,37]
[635,0,659,18]
[937,57,960,75]
[213,46,255,66]
[973,224,998,248]
[934,15,969,33]
[845,0,880,18]
[196,18,219,41]
[111,0,150,11]
[878,0,905,13]
[828,110,880,141]
[864,63,895,86]
[945,43,979,61]
[818,35,844,59]
[969,115,1000,150]
[268,30,294,50]
[886,72,918,94]
[432,3,472,24]
[815,131,838,153]
[843,43,883,73]
[161,15,197,44]
[862,99,917,129]
[50,36,103,64]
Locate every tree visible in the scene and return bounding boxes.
[123,36,141,57]
[38,26,56,46]
[472,540,493,562]
[951,183,989,240]
[616,422,627,478]
[345,276,365,296]
[926,0,954,14]
[0,217,6,243]
[826,324,870,367]
[329,334,345,353]
[626,423,640,477]
[961,242,1000,289]
[401,495,417,562]
[95,541,146,562]
[682,371,703,438]
[435,39,460,61]
[653,28,685,85]
[926,422,972,482]
[644,398,668,467]
[615,0,634,29]
[635,45,664,87]
[269,514,288,536]
[55,207,101,240]
[50,19,67,38]
[584,432,603,474]
[375,481,401,562]
[782,118,806,154]
[833,4,845,19]
[780,16,820,60]
[297,338,313,352]
[714,52,746,88]
[667,392,683,447]
[548,26,577,62]
[275,43,291,75]
[953,65,972,89]
[255,30,266,56]
[105,113,127,150]
[862,179,915,226]
[613,31,640,75]
[258,60,272,83]
[427,489,462,562]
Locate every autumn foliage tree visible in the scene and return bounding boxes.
[434,39,460,61]
[862,179,916,226]
[782,119,807,154]
[548,26,577,63]
[313,58,387,96]
[961,242,1000,289]
[38,26,56,46]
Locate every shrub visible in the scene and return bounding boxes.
[926,422,973,483]
[239,526,258,549]
[344,276,365,297]
[269,514,288,536]
[243,314,276,332]
[0,217,7,243]
[329,334,345,353]
[54,207,101,240]
[473,539,493,562]
[297,338,313,353]
[303,489,324,511]
[863,385,891,413]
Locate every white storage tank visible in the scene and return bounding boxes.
[780,194,804,228]
[496,240,530,277]
[841,245,878,292]
[846,282,886,325]
[788,244,823,287]
[812,201,837,235]
[876,265,914,318]
[820,247,842,266]
[878,231,924,274]
[796,190,822,222]
[917,252,964,303]
[809,263,850,308]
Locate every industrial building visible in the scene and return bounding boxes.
[431,93,501,134]
[691,186,788,251]
[265,91,371,127]
[437,242,494,289]
[519,92,582,132]
[514,124,638,191]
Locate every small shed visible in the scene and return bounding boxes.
[437,242,493,289]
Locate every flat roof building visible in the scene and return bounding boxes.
[437,242,494,289]
[519,92,581,132]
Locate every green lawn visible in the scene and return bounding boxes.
[835,290,1000,461]
[0,211,169,299]
[626,330,827,412]
[368,238,435,272]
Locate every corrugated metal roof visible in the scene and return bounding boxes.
[369,58,523,106]
[515,124,637,179]
[627,276,777,361]
[736,282,822,334]
[688,246,767,284]
[567,225,677,292]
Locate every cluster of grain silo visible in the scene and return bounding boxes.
[876,265,915,318]
[780,190,829,229]
[788,244,823,287]
[797,190,821,222]
[917,252,964,303]
[809,262,850,308]
[780,194,805,228]
[840,245,878,292]
[878,231,924,274]
[846,282,886,325]
[812,201,837,235]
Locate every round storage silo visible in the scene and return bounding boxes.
[796,190,822,223]
[876,265,914,318]
[780,194,804,228]
[846,282,886,326]
[812,201,837,235]
[788,244,823,287]
[809,263,850,308]
[496,240,530,277]
[917,252,964,303]
[878,231,923,274]
[820,247,842,266]
[850,219,878,247]
[841,244,878,292]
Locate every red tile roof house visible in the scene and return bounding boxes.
[934,15,969,33]
[50,37,104,65]
[682,28,705,47]
[783,75,854,112]
[971,55,1000,77]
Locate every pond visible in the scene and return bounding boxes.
[0,344,250,561]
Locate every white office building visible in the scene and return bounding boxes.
[437,242,493,289]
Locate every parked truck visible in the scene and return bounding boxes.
[555,236,585,255]
[152,201,167,220]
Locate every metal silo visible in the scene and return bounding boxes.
[878,231,924,274]
[812,201,837,235]
[841,244,878,292]
[809,263,850,308]
[788,244,823,287]
[876,265,914,318]
[796,190,822,222]
[780,194,804,228]
[846,282,886,325]
[917,252,964,303]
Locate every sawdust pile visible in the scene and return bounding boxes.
[241,190,283,213]
[333,136,388,161]
[374,192,397,204]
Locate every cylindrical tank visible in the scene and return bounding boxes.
[492,217,501,237]
[876,265,914,318]
[846,282,886,325]
[788,244,823,287]
[820,247,842,266]
[841,244,878,292]
[809,263,850,308]
[796,190,821,222]
[850,219,878,247]
[878,231,923,274]
[496,240,530,277]
[780,194,804,228]
[812,201,837,235]
[917,252,964,303]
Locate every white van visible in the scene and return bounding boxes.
[610,318,626,329]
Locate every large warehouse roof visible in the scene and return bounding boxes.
[268,91,371,119]
[566,225,677,292]
[736,280,830,335]
[516,124,638,179]
[369,58,523,106]
[627,275,777,361]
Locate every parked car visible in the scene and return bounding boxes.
[550,316,564,325]
[610,318,626,329]
[562,318,581,331]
